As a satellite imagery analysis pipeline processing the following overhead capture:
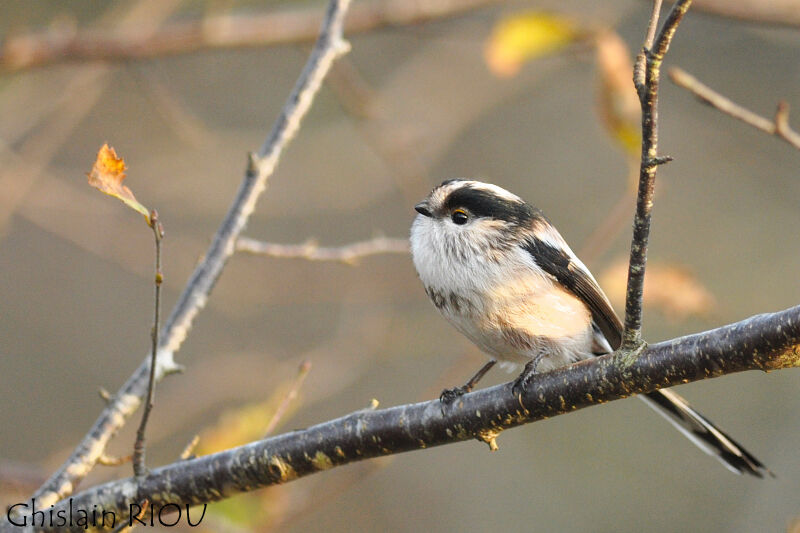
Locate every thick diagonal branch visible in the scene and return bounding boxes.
[24,304,800,533]
[29,0,353,510]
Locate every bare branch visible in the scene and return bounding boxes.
[29,0,354,510]
[96,454,132,468]
[179,436,200,461]
[634,0,663,88]
[97,388,112,404]
[623,0,692,349]
[236,236,409,265]
[651,1,693,60]
[24,304,800,532]
[132,212,165,481]
[669,67,800,150]
[0,0,500,74]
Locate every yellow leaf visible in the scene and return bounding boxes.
[485,12,579,78]
[595,30,641,156]
[197,377,305,456]
[197,400,279,456]
[206,487,288,530]
[197,375,308,529]
[599,257,716,321]
[87,144,150,222]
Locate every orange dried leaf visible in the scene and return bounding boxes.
[599,257,716,321]
[87,144,150,222]
[485,12,580,78]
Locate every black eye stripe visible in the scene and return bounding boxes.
[443,185,540,226]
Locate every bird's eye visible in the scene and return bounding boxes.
[451,210,468,225]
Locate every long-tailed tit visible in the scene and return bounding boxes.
[410,179,769,477]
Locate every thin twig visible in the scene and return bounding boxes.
[669,67,800,150]
[633,0,663,88]
[30,0,354,509]
[179,435,200,461]
[31,303,800,529]
[263,361,313,438]
[133,211,164,481]
[642,1,664,51]
[98,387,112,404]
[0,0,499,74]
[237,236,409,265]
[622,0,692,350]
[97,454,132,467]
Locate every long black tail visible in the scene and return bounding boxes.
[639,388,772,478]
[591,322,769,477]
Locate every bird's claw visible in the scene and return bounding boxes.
[440,386,468,405]
[511,357,542,398]
[511,373,532,398]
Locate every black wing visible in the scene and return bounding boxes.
[522,236,623,350]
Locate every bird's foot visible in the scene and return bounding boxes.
[440,385,473,415]
[511,357,542,398]
[440,386,469,406]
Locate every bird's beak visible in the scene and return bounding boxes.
[414,201,432,217]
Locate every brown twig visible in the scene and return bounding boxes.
[633,0,663,88]
[263,361,313,438]
[179,435,200,461]
[98,387,113,404]
[237,236,409,265]
[622,0,692,350]
[0,0,500,74]
[29,0,354,510]
[97,454,133,467]
[132,211,165,482]
[669,67,800,151]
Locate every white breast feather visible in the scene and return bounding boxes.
[411,214,594,371]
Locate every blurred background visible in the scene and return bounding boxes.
[1,0,799,531]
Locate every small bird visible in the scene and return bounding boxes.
[410,178,769,477]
